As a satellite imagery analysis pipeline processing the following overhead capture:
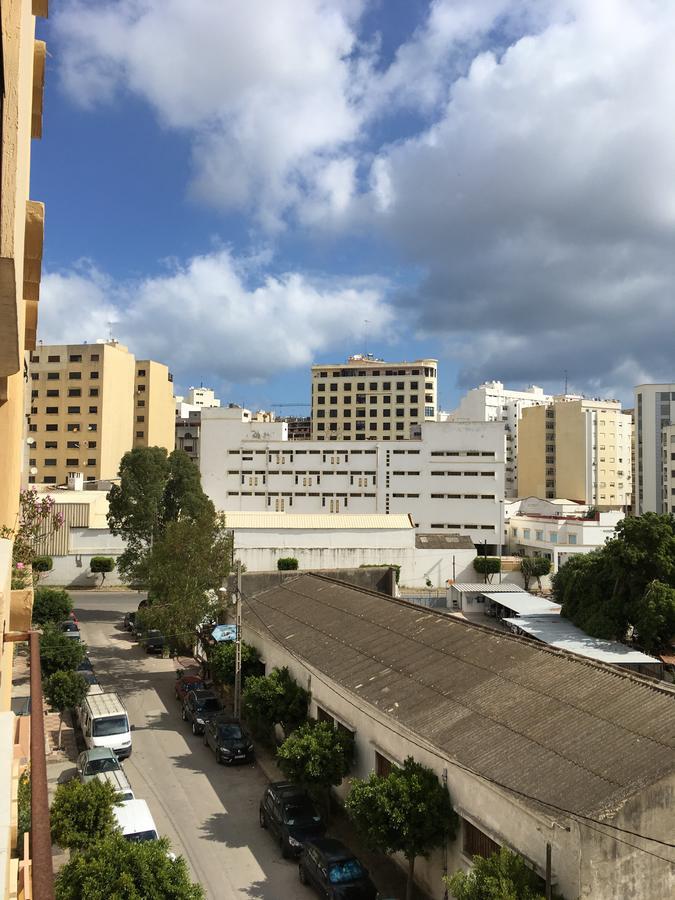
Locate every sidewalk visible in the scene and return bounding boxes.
[254,741,433,900]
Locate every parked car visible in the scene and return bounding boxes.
[175,673,204,703]
[298,839,377,899]
[203,716,254,765]
[181,689,223,735]
[141,629,164,654]
[259,781,325,858]
[60,620,81,641]
[76,747,122,783]
[77,656,93,672]
[123,612,136,631]
[79,670,100,688]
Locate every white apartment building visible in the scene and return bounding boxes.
[450,381,553,496]
[634,383,675,514]
[200,406,506,550]
[175,386,221,418]
[310,355,438,441]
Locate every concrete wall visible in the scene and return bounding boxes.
[244,625,587,900]
[228,567,396,599]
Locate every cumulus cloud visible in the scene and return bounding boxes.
[366,0,675,398]
[39,251,393,385]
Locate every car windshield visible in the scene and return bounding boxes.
[92,715,129,737]
[328,859,365,884]
[197,698,221,712]
[218,724,243,740]
[85,758,119,774]
[125,830,158,843]
[283,802,321,826]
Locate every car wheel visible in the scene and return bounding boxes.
[298,864,308,885]
[181,707,187,720]
[259,808,267,829]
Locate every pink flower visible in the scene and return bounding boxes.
[16,563,25,570]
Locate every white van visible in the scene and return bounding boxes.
[100,769,134,801]
[114,799,158,843]
[79,692,133,759]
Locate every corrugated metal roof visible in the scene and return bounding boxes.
[223,512,413,530]
[415,534,475,550]
[450,583,526,593]
[244,573,675,819]
[503,616,659,664]
[482,593,561,615]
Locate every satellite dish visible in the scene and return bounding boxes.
[30,467,37,475]
[26,437,36,445]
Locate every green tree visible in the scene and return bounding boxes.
[90,556,115,586]
[39,623,86,678]
[520,555,552,591]
[446,847,549,900]
[43,670,90,748]
[633,580,675,654]
[277,557,299,570]
[347,758,457,900]
[33,587,73,626]
[164,449,213,524]
[32,555,53,581]
[208,640,259,686]
[141,511,232,649]
[472,557,501,583]
[242,666,309,740]
[277,720,351,815]
[50,779,119,851]
[55,833,204,900]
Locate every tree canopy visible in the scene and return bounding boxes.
[33,588,73,626]
[552,512,675,652]
[242,666,309,739]
[43,670,90,747]
[346,756,457,900]
[520,555,551,591]
[107,447,213,586]
[208,640,259,686]
[55,833,204,900]
[446,847,549,900]
[50,779,120,851]
[277,720,351,791]
[39,623,86,678]
[473,556,501,583]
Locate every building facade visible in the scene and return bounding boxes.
[175,385,220,418]
[310,355,438,441]
[201,406,506,550]
[28,341,175,485]
[518,397,632,507]
[634,383,675,514]
[451,381,553,497]
[175,409,201,464]
[0,2,48,896]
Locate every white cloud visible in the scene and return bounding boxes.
[39,250,394,384]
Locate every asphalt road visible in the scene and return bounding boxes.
[72,591,307,900]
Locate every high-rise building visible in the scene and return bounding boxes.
[451,381,553,496]
[0,2,49,895]
[634,383,675,514]
[310,355,438,440]
[28,341,175,485]
[175,385,220,418]
[518,398,632,507]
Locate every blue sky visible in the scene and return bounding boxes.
[33,1,675,410]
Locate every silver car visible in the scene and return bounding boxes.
[76,747,122,783]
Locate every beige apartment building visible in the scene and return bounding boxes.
[0,2,49,897]
[518,397,632,507]
[311,355,438,440]
[28,341,175,485]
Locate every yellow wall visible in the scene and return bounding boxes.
[134,359,175,451]
[517,405,547,497]
[99,343,135,478]
[554,401,586,502]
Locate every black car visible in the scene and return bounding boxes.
[141,629,164,654]
[299,839,377,899]
[59,620,81,641]
[204,716,254,765]
[123,612,136,631]
[181,689,223,735]
[260,781,325,858]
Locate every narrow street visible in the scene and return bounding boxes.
[72,591,306,900]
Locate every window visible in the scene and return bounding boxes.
[47,355,60,362]
[536,530,544,541]
[68,406,80,414]
[45,424,57,432]
[136,431,145,439]
[88,441,97,449]
[90,371,99,380]
[512,527,518,537]
[68,388,81,397]
[137,369,146,377]
[89,406,98,414]
[87,424,97,432]
[136,415,145,423]
[375,751,394,778]
[45,406,58,414]
[69,354,82,362]
[424,405,435,417]
[523,528,531,539]
[66,458,78,466]
[396,422,404,431]
[90,353,99,362]
[550,533,558,543]
[317,397,325,405]
[44,476,56,484]
[463,820,500,859]
[68,372,81,380]
[67,441,79,449]
[89,388,99,397]
[330,383,338,392]
[396,382,404,390]
[47,372,59,381]
[396,408,405,417]
[66,424,80,432]
[44,458,57,466]
[45,441,57,449]
[46,389,59,398]
[31,389,38,398]
[87,459,96,466]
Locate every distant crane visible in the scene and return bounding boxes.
[269,403,311,409]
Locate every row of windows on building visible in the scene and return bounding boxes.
[316,403,426,414]
[315,366,436,378]
[30,458,97,467]
[31,475,97,485]
[28,423,97,433]
[31,353,101,364]
[31,388,99,397]
[512,526,578,544]
[315,380,433,393]
[31,370,100,380]
[33,441,97,449]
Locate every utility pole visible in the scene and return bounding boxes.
[233,562,242,719]
[545,842,552,900]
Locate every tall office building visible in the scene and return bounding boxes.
[634,383,675,514]
[28,341,175,485]
[310,355,438,440]
[451,381,553,496]
[518,397,632,507]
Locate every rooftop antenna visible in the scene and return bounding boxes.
[564,370,568,395]
[107,321,115,342]
[364,319,370,357]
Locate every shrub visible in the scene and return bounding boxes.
[32,555,53,573]
[277,557,299,571]
[50,779,119,851]
[208,640,260,686]
[473,556,501,583]
[39,623,86,678]
[446,847,552,900]
[33,588,72,626]
[90,556,115,586]
[242,666,309,740]
[43,670,90,748]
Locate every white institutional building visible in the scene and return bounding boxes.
[450,381,554,496]
[634,383,675,514]
[200,406,506,551]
